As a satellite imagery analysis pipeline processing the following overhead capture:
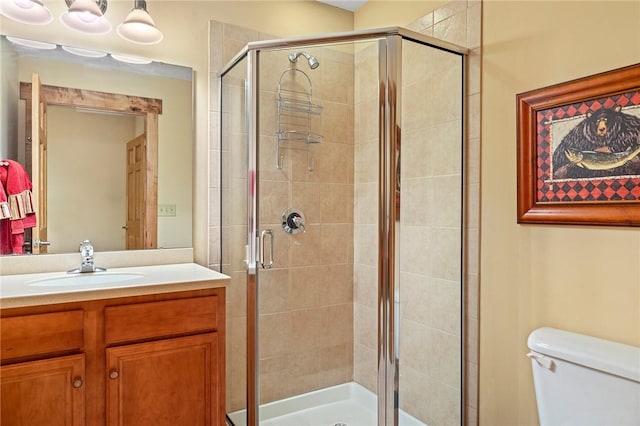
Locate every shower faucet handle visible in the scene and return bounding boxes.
[282,208,306,234]
[291,215,305,232]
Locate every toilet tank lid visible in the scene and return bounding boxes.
[528,327,640,383]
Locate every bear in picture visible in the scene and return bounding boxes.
[552,105,640,179]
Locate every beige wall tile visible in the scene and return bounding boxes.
[320,183,354,223]
[354,139,378,184]
[258,179,289,225]
[353,342,377,392]
[402,128,432,180]
[434,0,467,24]
[429,278,462,336]
[260,369,293,404]
[431,227,463,282]
[322,102,354,146]
[354,303,377,348]
[354,182,377,224]
[402,81,432,132]
[259,312,292,359]
[434,11,468,48]
[405,12,434,32]
[326,263,354,304]
[400,271,430,325]
[290,265,331,309]
[430,119,463,176]
[428,175,463,228]
[354,264,377,308]
[259,268,290,314]
[208,226,220,266]
[354,224,378,267]
[399,366,430,421]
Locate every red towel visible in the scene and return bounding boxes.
[0,160,37,254]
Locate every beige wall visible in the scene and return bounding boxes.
[481,1,640,425]
[47,107,135,252]
[355,0,448,29]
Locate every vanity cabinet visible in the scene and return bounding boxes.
[1,310,86,426]
[104,295,223,426]
[106,333,219,425]
[0,286,225,426]
[1,354,85,426]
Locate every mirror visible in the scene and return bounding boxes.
[0,35,193,255]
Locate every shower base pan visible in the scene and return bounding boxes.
[227,381,425,426]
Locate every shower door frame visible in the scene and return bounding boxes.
[219,27,468,426]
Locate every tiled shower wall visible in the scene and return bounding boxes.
[211,22,356,411]
[209,0,481,422]
[254,45,355,405]
[404,2,481,424]
[407,0,482,425]
[351,48,465,426]
[351,2,481,425]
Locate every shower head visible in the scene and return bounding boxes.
[288,51,319,69]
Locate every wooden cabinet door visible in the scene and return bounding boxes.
[0,354,85,426]
[106,333,220,426]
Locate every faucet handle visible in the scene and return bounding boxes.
[79,240,93,256]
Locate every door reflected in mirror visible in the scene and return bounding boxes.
[1,35,194,255]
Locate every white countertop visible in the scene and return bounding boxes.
[0,263,229,309]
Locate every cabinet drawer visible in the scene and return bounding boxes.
[105,296,219,345]
[1,310,84,361]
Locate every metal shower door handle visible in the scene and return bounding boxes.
[258,229,274,269]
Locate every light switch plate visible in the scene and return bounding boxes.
[158,204,176,217]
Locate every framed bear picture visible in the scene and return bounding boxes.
[517,63,640,226]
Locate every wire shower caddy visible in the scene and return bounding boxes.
[276,67,323,171]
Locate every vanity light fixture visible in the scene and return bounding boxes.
[0,0,52,25]
[60,0,111,34]
[4,35,151,65]
[1,0,163,45]
[61,44,106,57]
[117,0,162,45]
[110,53,152,64]
[6,35,56,49]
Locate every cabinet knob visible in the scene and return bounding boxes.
[72,377,83,388]
[109,369,119,380]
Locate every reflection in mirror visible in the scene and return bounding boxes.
[0,35,193,255]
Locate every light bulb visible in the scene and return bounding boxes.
[0,0,52,24]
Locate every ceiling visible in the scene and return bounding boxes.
[317,0,369,12]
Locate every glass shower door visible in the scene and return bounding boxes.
[397,38,464,425]
[220,52,250,424]
[253,40,382,425]
[254,41,356,420]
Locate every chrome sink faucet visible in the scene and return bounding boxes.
[68,240,106,273]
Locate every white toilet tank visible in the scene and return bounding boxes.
[527,327,640,425]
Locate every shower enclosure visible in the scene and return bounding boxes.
[219,27,467,426]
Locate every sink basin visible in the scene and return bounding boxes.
[28,272,143,287]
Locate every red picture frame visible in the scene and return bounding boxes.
[517,63,640,226]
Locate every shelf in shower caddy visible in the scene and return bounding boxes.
[276,68,323,171]
[277,95,323,115]
[276,130,323,144]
